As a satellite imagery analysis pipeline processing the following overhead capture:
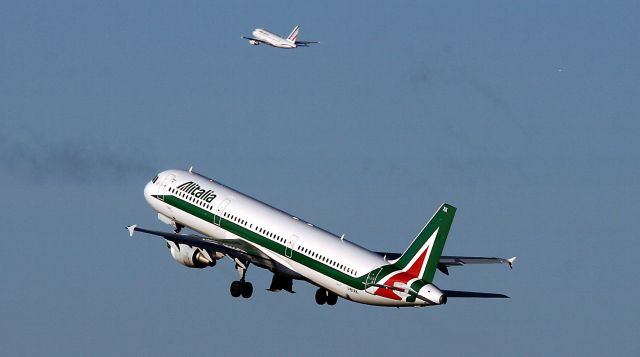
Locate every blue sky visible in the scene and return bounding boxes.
[1,1,639,355]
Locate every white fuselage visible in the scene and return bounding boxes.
[145,170,439,306]
[252,28,296,48]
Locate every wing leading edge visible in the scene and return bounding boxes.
[126,225,274,270]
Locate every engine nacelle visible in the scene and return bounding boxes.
[249,40,260,45]
[167,242,221,268]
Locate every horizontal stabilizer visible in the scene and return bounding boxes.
[374,255,517,275]
[439,256,516,268]
[442,290,509,298]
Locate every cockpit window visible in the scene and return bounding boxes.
[152,176,159,183]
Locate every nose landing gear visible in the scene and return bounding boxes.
[173,223,184,233]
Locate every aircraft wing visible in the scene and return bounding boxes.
[127,225,275,270]
[241,36,268,44]
[375,252,515,275]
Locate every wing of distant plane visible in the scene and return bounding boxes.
[375,252,516,275]
[241,36,269,45]
[127,225,276,271]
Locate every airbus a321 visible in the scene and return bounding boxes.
[242,25,318,49]
[127,168,515,307]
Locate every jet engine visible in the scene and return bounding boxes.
[167,241,222,268]
[249,40,260,45]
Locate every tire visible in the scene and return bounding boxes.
[315,288,327,305]
[326,292,338,306]
[230,281,242,297]
[241,282,253,298]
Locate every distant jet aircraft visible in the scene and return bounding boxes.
[127,168,515,307]
[242,25,319,49]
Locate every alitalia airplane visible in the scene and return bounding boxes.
[242,25,319,49]
[127,168,515,307]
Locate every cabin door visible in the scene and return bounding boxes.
[285,235,299,258]
[214,199,231,226]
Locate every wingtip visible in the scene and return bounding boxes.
[507,256,517,269]
[127,224,137,237]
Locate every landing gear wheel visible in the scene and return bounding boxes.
[241,282,253,298]
[326,292,338,305]
[315,288,327,305]
[230,281,242,297]
[173,223,184,233]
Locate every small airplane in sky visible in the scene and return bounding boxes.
[127,168,515,307]
[242,25,319,49]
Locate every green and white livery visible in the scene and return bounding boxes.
[128,169,515,307]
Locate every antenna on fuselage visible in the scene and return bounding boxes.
[189,166,193,173]
[340,234,345,241]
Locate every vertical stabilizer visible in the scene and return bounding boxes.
[392,204,456,282]
[287,25,300,42]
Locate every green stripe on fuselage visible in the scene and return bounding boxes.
[157,194,368,289]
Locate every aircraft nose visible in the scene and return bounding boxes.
[144,180,155,205]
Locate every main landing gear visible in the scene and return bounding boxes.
[315,288,338,306]
[229,258,253,299]
[230,280,253,298]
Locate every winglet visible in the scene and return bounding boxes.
[127,224,137,237]
[507,257,517,269]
